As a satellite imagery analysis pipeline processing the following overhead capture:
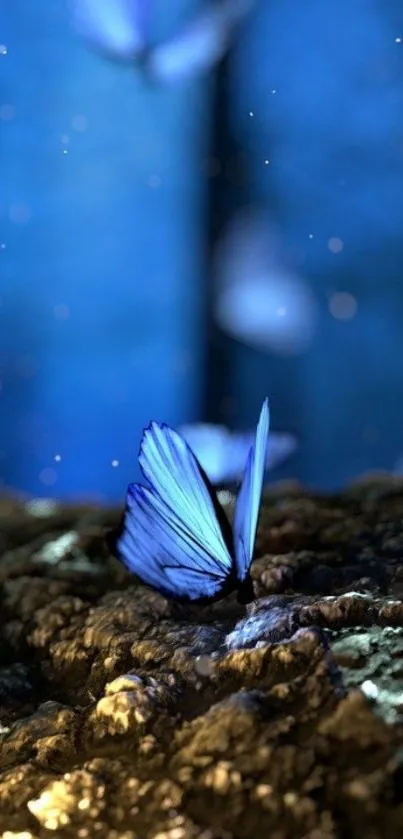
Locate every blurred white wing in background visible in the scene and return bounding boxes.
[69,0,256,80]
[179,421,296,484]
[148,0,256,83]
[69,0,149,62]
[214,209,318,356]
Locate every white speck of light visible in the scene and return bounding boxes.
[0,243,5,249]
[249,110,254,117]
[264,159,270,165]
[270,89,277,94]
[328,236,344,254]
[328,291,358,321]
[111,459,119,467]
[0,45,8,55]
[54,454,62,462]
[395,36,401,43]
[361,679,379,700]
[39,467,57,487]
[309,234,314,239]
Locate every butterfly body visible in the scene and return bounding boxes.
[109,400,270,604]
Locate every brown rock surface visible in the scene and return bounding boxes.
[1,478,403,838]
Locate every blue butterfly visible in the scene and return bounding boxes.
[110,400,269,603]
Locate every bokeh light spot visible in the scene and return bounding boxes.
[328,237,344,253]
[329,291,357,320]
[39,468,57,487]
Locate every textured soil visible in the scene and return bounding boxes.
[2,476,403,838]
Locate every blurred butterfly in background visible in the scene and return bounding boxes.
[109,399,270,603]
[69,0,256,84]
[179,420,296,485]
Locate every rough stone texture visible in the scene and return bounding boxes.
[2,476,403,837]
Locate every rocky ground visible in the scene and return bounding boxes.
[1,476,403,838]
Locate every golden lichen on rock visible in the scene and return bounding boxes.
[1,478,403,836]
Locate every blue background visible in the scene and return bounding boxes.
[1,0,403,501]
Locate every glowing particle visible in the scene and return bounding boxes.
[53,303,70,320]
[0,243,5,249]
[270,88,277,94]
[61,135,69,155]
[328,291,357,321]
[0,45,8,55]
[361,679,379,699]
[78,797,90,811]
[39,467,57,487]
[328,237,344,253]
[54,454,61,462]
[111,459,119,467]
[264,159,270,165]
[395,36,401,43]
[309,234,314,239]
[249,110,254,117]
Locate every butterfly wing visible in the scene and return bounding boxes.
[69,0,147,62]
[233,399,270,581]
[147,0,255,84]
[115,422,234,600]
